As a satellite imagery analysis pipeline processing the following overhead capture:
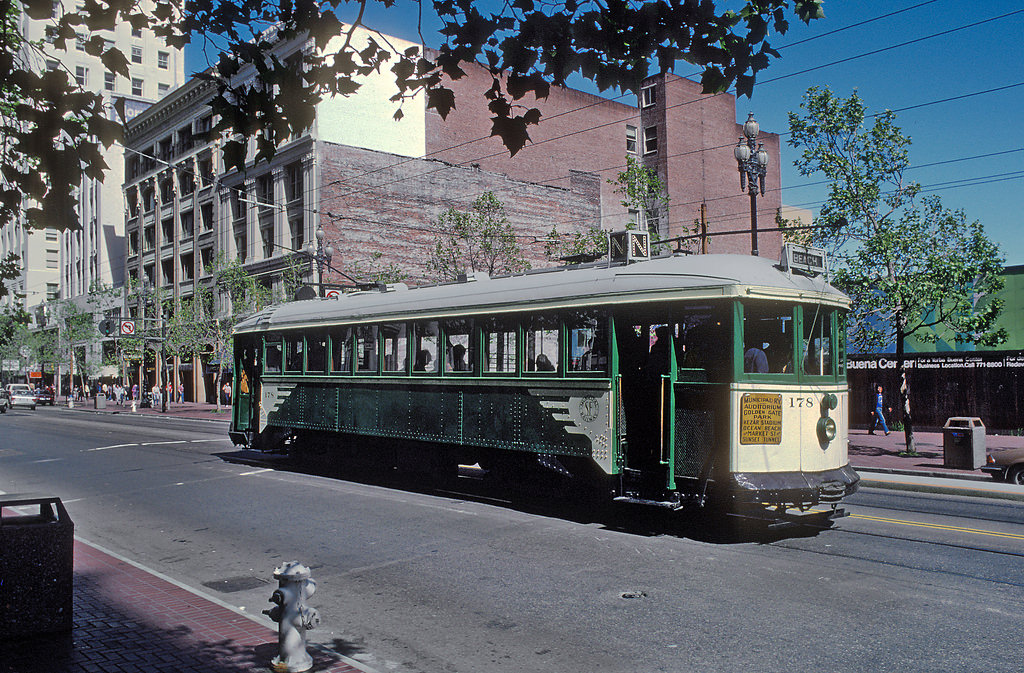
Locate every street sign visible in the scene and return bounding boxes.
[120,320,136,335]
[324,289,342,299]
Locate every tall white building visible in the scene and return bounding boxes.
[0,1,185,310]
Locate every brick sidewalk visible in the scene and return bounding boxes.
[1,540,366,673]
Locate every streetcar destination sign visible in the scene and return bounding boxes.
[740,393,782,445]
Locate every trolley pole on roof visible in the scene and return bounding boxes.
[305,226,334,298]
[733,112,769,257]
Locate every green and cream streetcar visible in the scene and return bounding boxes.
[229,237,858,518]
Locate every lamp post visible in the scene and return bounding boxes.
[733,112,770,256]
[305,227,334,297]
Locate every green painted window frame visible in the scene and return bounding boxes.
[329,327,353,375]
[263,336,283,374]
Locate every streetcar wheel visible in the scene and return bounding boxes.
[1008,465,1024,486]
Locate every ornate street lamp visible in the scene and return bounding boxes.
[305,227,334,297]
[734,112,770,256]
[140,279,167,413]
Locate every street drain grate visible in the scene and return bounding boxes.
[202,576,270,593]
[620,591,646,600]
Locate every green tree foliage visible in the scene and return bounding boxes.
[427,192,528,280]
[610,156,670,235]
[163,253,274,408]
[0,251,19,298]
[543,223,607,264]
[2,0,824,232]
[788,88,1006,454]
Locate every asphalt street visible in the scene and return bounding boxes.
[2,406,1023,673]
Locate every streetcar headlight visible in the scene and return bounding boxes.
[822,393,838,410]
[817,416,837,443]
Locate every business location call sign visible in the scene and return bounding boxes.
[740,393,782,445]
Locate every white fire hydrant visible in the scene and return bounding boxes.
[264,561,320,673]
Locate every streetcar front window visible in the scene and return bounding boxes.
[673,304,729,382]
[801,304,834,376]
[742,303,794,375]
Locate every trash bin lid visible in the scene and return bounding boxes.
[0,493,64,508]
[943,417,984,428]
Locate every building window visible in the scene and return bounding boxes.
[626,125,638,154]
[131,45,142,63]
[640,85,656,108]
[46,283,59,301]
[290,217,303,251]
[180,210,194,239]
[157,51,168,69]
[200,202,214,231]
[45,231,58,242]
[75,66,88,87]
[104,72,115,91]
[161,217,174,243]
[180,253,194,281]
[131,78,143,96]
[158,83,169,97]
[128,230,138,255]
[643,125,658,154]
[285,162,303,203]
[75,33,86,51]
[200,247,213,274]
[45,59,59,71]
[646,208,660,236]
[132,26,142,38]
[161,258,174,286]
[143,224,155,250]
[46,249,59,268]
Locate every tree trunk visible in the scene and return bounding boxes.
[895,331,918,455]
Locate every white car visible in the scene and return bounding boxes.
[6,384,36,410]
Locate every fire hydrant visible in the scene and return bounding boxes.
[263,561,320,672]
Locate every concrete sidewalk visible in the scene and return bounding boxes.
[61,397,232,423]
[1,539,374,673]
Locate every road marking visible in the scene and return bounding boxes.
[31,458,63,463]
[238,468,272,476]
[849,512,1024,541]
[87,443,139,451]
[140,440,188,446]
[188,439,231,443]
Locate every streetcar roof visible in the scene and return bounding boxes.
[234,253,849,334]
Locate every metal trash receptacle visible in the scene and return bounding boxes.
[943,417,986,470]
[0,494,74,637]
[95,395,106,409]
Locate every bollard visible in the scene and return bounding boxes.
[263,561,319,673]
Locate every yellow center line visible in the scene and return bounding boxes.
[848,512,1024,541]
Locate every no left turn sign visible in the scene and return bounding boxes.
[120,320,136,335]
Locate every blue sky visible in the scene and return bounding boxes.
[185,1,1024,264]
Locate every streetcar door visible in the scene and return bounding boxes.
[615,320,674,479]
[232,343,257,432]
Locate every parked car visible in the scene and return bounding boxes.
[983,448,1024,485]
[0,388,9,413]
[6,384,36,410]
[34,387,55,405]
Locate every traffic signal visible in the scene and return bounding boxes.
[98,319,115,336]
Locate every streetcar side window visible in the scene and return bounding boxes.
[525,314,560,373]
[444,319,474,373]
[356,326,379,373]
[284,335,303,373]
[330,327,352,374]
[567,311,607,373]
[382,323,408,373]
[306,334,327,374]
[265,339,283,374]
[483,319,517,374]
[742,303,795,375]
[412,321,439,374]
[801,304,834,377]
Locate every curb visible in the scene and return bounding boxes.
[58,403,231,425]
[856,468,1024,503]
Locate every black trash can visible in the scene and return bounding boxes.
[943,417,986,470]
[0,494,74,637]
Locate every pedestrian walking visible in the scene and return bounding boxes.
[131,383,138,401]
[177,383,184,404]
[869,384,892,436]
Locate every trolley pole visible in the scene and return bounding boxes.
[733,112,769,257]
